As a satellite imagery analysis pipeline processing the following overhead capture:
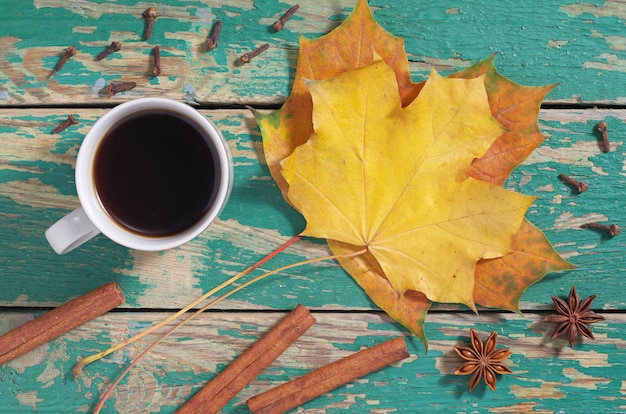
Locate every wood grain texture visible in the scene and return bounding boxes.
[1,0,625,412]
[0,0,625,106]
[0,311,623,413]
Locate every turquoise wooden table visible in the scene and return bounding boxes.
[1,0,625,412]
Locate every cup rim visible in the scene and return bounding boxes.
[75,98,233,251]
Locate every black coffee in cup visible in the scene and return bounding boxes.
[94,110,218,237]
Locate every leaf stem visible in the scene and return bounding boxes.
[93,247,366,413]
[72,235,302,377]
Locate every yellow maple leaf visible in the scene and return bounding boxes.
[281,61,535,309]
[257,0,419,200]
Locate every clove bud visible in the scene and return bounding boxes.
[95,41,121,61]
[206,20,222,51]
[240,43,269,64]
[558,173,588,194]
[597,121,610,153]
[104,81,137,95]
[143,7,157,40]
[273,4,299,32]
[48,45,76,78]
[581,222,620,237]
[152,46,161,77]
[52,115,78,134]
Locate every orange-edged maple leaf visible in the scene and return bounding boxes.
[450,55,557,186]
[474,220,576,313]
[256,0,421,199]
[448,56,574,311]
[329,241,431,348]
[281,61,535,309]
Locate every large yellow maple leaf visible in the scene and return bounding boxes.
[280,61,535,309]
[325,56,574,344]
[256,0,573,346]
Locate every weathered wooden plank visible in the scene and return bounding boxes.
[0,108,625,311]
[375,0,626,105]
[0,311,623,413]
[0,0,624,106]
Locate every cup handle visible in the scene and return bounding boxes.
[45,206,101,254]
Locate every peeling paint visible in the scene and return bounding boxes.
[72,26,97,34]
[552,211,608,231]
[547,39,569,49]
[122,247,204,309]
[0,179,78,209]
[510,381,566,400]
[562,367,611,390]
[195,7,215,20]
[528,141,602,167]
[536,184,554,192]
[561,1,626,19]
[590,29,626,52]
[584,53,626,73]
[16,391,43,410]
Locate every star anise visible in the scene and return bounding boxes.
[454,329,512,392]
[544,286,605,349]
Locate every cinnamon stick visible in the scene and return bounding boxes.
[176,305,316,414]
[247,336,409,414]
[0,282,125,365]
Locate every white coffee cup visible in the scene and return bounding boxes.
[46,98,233,254]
